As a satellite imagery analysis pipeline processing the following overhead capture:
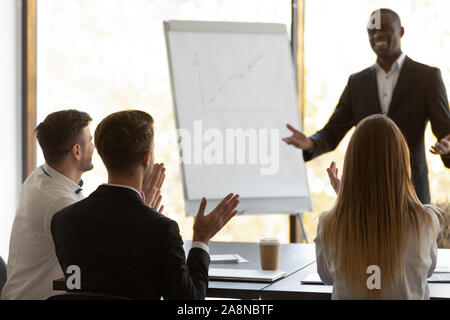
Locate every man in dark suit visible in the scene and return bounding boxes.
[284,9,450,204]
[51,110,240,299]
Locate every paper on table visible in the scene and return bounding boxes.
[302,272,450,284]
[209,268,286,282]
[300,273,325,285]
[301,271,450,285]
[433,266,450,273]
[210,254,249,264]
[235,254,249,263]
[427,273,450,283]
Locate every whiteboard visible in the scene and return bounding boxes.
[164,20,311,215]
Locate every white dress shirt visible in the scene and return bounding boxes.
[103,183,209,254]
[1,164,84,300]
[315,205,441,300]
[375,52,407,115]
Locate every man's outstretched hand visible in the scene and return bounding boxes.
[282,124,315,151]
[430,134,450,156]
[193,193,240,245]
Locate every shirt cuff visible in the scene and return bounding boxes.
[191,241,210,254]
[307,137,317,153]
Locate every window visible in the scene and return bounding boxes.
[0,0,21,259]
[33,0,450,245]
[303,0,450,238]
[36,0,294,243]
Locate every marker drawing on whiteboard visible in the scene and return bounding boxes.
[193,52,272,113]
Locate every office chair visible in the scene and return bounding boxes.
[47,291,130,300]
[0,255,7,295]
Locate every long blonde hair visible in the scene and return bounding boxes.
[321,115,435,298]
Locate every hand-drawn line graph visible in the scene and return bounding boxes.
[192,52,274,113]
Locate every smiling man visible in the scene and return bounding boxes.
[283,8,450,204]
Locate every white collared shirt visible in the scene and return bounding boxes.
[375,52,407,115]
[1,164,84,300]
[103,183,209,254]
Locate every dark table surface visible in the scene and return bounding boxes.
[261,248,450,300]
[185,241,316,299]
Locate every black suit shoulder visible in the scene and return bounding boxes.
[349,65,374,81]
[347,57,441,80]
[408,58,444,88]
[50,186,210,300]
[408,58,440,72]
[52,190,172,226]
[50,189,181,255]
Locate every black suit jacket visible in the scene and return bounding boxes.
[51,185,210,300]
[304,56,450,204]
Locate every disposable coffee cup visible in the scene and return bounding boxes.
[258,237,281,270]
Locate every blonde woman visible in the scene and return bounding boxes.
[315,114,442,299]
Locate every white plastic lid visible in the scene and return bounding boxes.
[258,237,280,245]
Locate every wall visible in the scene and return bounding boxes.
[0,0,22,259]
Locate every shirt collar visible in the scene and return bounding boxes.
[396,52,407,70]
[42,163,83,195]
[102,183,142,199]
[375,52,407,73]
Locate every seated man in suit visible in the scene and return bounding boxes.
[51,110,240,299]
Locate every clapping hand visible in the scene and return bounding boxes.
[142,163,166,212]
[193,193,240,245]
[326,161,341,195]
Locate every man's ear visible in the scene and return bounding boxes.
[71,144,81,161]
[142,150,151,168]
[400,26,405,38]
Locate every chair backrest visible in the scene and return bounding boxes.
[47,292,130,300]
[0,255,7,296]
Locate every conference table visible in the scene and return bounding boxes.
[53,240,316,299]
[197,241,316,299]
[260,248,450,300]
[53,241,450,300]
